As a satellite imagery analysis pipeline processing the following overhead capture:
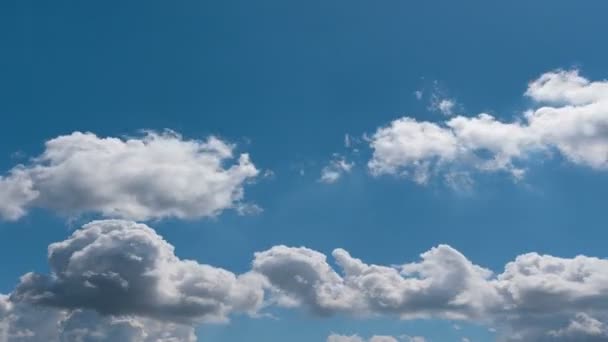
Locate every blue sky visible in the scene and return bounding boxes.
[2,1,608,342]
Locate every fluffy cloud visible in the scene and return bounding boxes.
[255,244,608,341]
[368,69,608,184]
[4,220,608,340]
[368,118,460,183]
[253,245,360,315]
[254,245,499,320]
[2,219,265,340]
[492,252,608,341]
[11,220,265,324]
[0,131,258,221]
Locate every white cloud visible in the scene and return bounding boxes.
[255,243,608,341]
[4,220,608,340]
[254,245,498,320]
[0,131,259,221]
[0,170,38,221]
[525,69,608,105]
[11,220,265,324]
[320,155,354,184]
[368,118,459,183]
[368,69,608,185]
[253,245,356,315]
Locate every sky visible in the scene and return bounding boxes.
[1,1,608,341]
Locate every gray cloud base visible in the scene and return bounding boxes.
[0,298,196,342]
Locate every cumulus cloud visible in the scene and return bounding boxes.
[368,118,461,184]
[320,155,354,184]
[4,220,608,340]
[368,69,608,185]
[255,244,608,341]
[492,252,608,341]
[11,220,265,324]
[254,245,499,320]
[0,131,259,221]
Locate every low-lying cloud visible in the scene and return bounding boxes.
[255,243,608,341]
[2,220,608,341]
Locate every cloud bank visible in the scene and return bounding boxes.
[0,131,258,221]
[3,222,608,341]
[368,70,608,184]
[255,244,608,341]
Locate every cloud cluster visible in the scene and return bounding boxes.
[0,131,258,221]
[255,244,608,341]
[11,220,265,324]
[369,69,608,184]
[2,220,268,341]
[253,245,498,320]
[3,220,608,340]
